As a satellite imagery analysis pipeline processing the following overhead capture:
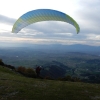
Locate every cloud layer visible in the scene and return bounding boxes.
[0,0,100,46]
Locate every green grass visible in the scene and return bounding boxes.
[0,66,100,100]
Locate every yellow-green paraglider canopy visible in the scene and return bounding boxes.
[12,9,80,34]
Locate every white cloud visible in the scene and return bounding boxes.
[86,34,100,40]
[0,0,79,19]
[0,23,12,32]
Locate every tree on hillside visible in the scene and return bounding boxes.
[0,59,4,66]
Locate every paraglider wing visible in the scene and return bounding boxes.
[12,9,80,33]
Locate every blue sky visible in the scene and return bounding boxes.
[0,0,100,46]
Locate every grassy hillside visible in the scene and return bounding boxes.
[0,66,100,100]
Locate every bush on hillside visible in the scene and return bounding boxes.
[58,75,81,82]
[0,59,4,66]
[25,68,36,77]
[17,66,36,78]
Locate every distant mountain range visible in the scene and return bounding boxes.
[19,44,100,55]
[1,43,100,55]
